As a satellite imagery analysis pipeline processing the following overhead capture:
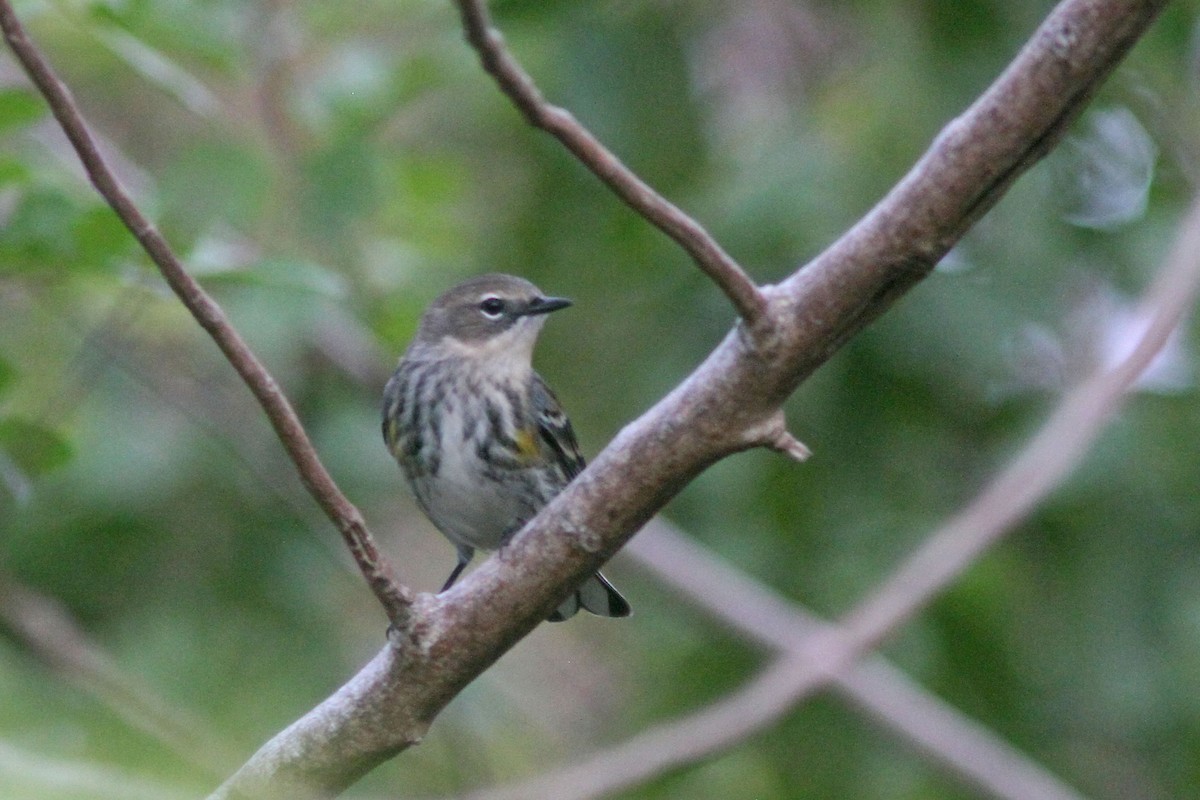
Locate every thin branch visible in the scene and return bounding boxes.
[0,1,413,627]
[452,0,768,328]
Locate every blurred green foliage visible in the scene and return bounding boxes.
[1,0,1199,798]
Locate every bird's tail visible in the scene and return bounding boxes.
[548,571,631,622]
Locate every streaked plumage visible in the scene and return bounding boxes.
[383,274,630,621]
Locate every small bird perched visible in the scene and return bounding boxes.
[382,274,631,621]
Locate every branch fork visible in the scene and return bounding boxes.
[747,411,812,462]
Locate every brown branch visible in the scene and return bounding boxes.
[0,1,413,628]
[452,0,769,328]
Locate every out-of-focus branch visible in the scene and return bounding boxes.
[448,519,1089,800]
[833,192,1200,655]
[0,571,239,778]
[0,0,412,628]
[628,521,1091,800]
[452,0,768,328]
[0,739,195,800]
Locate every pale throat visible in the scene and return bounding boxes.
[440,319,543,380]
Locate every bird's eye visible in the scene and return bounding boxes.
[479,296,505,318]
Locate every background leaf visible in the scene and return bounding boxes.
[0,418,72,477]
[0,88,44,133]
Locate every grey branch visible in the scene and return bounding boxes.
[836,192,1200,654]
[630,521,1093,800]
[449,519,1091,800]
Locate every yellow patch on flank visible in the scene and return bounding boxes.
[383,419,399,453]
[514,428,540,462]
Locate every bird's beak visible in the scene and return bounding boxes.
[520,295,572,316]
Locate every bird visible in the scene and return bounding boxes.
[382,273,631,621]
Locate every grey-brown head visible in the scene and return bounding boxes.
[408,273,571,366]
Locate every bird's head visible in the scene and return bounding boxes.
[411,273,572,369]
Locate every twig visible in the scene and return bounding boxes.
[452,0,768,328]
[0,0,413,627]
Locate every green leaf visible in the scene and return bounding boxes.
[74,205,134,266]
[0,418,73,477]
[0,88,45,134]
[0,356,14,398]
[0,155,30,187]
[0,188,80,267]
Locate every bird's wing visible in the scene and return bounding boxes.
[530,373,586,481]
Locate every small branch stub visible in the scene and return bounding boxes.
[771,432,812,463]
[746,411,812,462]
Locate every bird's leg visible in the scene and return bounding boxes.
[440,546,474,592]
